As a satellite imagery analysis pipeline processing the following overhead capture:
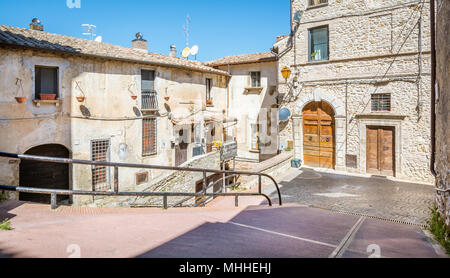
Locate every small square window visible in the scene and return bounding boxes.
[250,72,261,88]
[371,94,391,112]
[35,66,58,100]
[309,0,328,7]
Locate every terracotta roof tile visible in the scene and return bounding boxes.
[0,25,229,76]
[204,52,277,66]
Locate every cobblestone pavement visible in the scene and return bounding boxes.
[262,168,436,226]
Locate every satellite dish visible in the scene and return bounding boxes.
[182,47,191,58]
[94,36,102,42]
[190,45,199,56]
[279,108,291,122]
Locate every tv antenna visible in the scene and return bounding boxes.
[183,14,191,48]
[82,24,97,40]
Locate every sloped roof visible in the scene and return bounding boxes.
[204,52,277,67]
[0,25,229,76]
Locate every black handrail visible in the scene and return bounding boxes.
[0,152,282,209]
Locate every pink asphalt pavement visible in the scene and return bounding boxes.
[0,200,446,258]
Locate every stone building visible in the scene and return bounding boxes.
[434,0,449,225]
[205,53,280,162]
[0,21,230,206]
[276,0,433,182]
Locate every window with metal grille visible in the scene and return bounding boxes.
[142,91,158,110]
[143,117,157,156]
[309,26,329,61]
[91,140,110,191]
[35,66,58,100]
[250,72,261,88]
[371,94,391,112]
[309,0,328,7]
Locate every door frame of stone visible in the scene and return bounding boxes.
[292,89,346,170]
[358,118,402,177]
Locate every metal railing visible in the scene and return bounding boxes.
[0,152,282,210]
[141,90,158,111]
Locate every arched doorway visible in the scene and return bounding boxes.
[302,101,335,169]
[19,144,70,204]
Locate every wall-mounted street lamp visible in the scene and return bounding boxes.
[281,67,291,81]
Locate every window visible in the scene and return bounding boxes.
[206,78,213,102]
[91,140,110,191]
[250,72,261,88]
[309,26,329,61]
[35,66,58,100]
[143,117,157,156]
[251,124,260,151]
[371,94,391,112]
[308,0,328,7]
[141,70,158,110]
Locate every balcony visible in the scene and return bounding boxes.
[141,91,159,111]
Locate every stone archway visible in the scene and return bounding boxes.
[292,89,346,170]
[19,144,70,204]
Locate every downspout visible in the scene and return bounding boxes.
[430,0,436,177]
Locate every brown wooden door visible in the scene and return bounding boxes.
[303,101,335,169]
[366,126,395,176]
[175,142,188,166]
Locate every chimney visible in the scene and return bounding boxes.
[132,32,148,51]
[30,18,43,31]
[169,45,177,57]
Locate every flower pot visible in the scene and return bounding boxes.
[15,97,27,104]
[40,94,56,100]
[164,97,170,101]
[76,96,85,102]
[206,100,213,105]
[131,95,138,100]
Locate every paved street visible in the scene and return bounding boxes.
[0,200,446,258]
[262,167,436,226]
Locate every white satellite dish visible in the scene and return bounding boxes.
[182,47,191,58]
[190,45,199,56]
[94,36,102,42]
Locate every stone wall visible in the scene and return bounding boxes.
[276,0,433,182]
[93,151,221,208]
[435,0,450,225]
[0,48,227,206]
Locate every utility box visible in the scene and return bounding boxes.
[291,158,302,168]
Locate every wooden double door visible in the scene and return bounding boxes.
[366,126,395,176]
[303,101,335,169]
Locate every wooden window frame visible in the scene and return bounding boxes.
[308,26,329,62]
[308,0,328,8]
[35,66,59,100]
[142,117,158,156]
[250,72,262,88]
[206,78,213,103]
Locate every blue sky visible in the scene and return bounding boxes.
[0,0,289,61]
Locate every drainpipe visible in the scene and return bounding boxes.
[430,0,436,177]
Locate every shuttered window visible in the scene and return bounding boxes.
[35,66,58,99]
[309,26,329,61]
[143,118,157,156]
[371,94,391,112]
[309,0,328,7]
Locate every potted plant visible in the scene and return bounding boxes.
[76,96,85,102]
[15,97,27,104]
[164,96,170,101]
[206,99,213,105]
[131,95,138,100]
[40,93,56,100]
